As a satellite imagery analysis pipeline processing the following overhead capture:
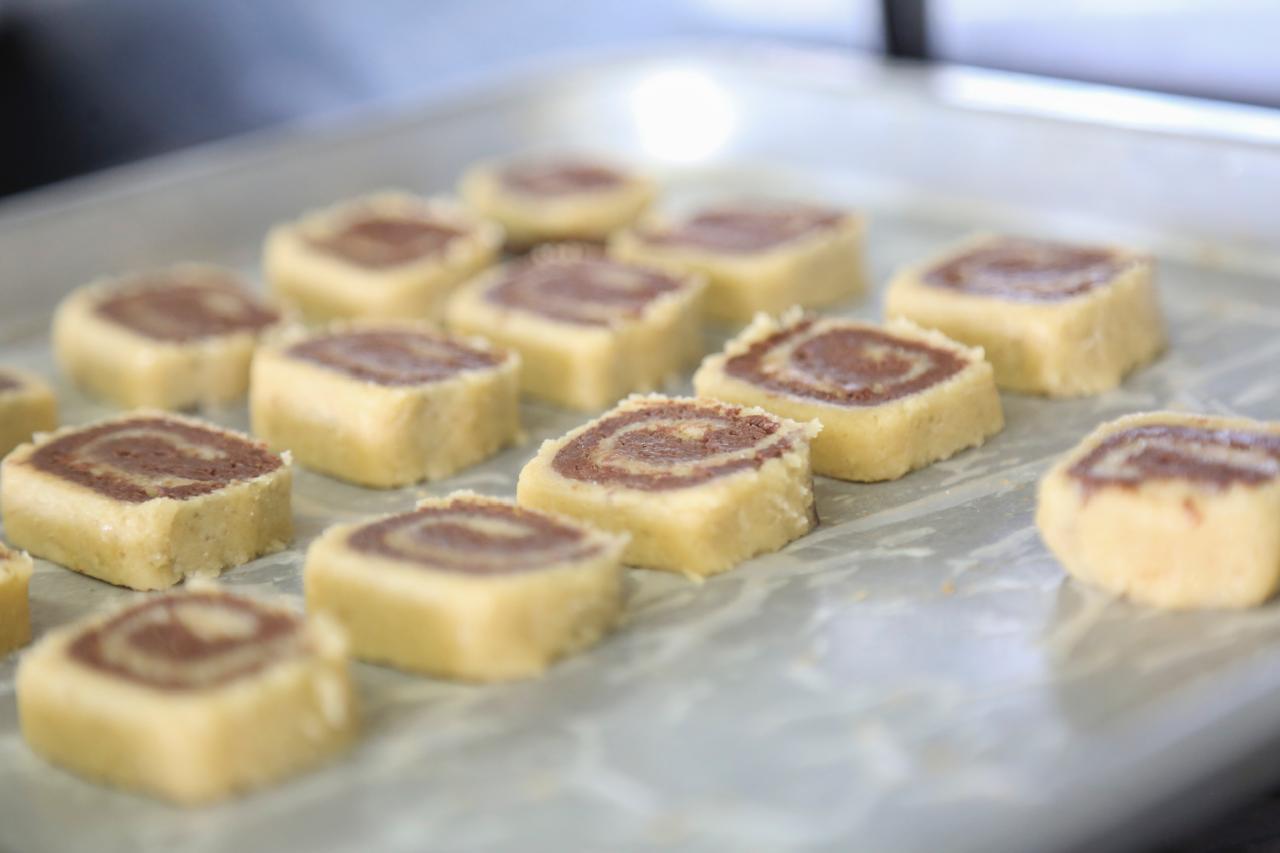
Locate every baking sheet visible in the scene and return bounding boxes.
[3,44,1280,853]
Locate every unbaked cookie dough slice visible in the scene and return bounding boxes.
[52,265,279,410]
[610,201,866,324]
[694,312,1003,481]
[1037,412,1280,609]
[17,587,356,804]
[305,492,627,681]
[251,323,520,488]
[264,191,502,323]
[446,247,705,411]
[885,234,1165,396]
[0,543,34,655]
[517,394,819,577]
[459,156,654,248]
[0,368,57,458]
[1,413,292,590]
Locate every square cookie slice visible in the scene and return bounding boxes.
[305,492,627,681]
[1,413,292,590]
[1037,412,1280,609]
[695,312,1004,481]
[517,394,819,577]
[0,368,57,458]
[251,323,520,487]
[17,587,356,804]
[446,247,705,411]
[264,191,502,323]
[459,156,654,249]
[0,543,34,655]
[52,265,280,410]
[610,201,866,324]
[885,234,1165,396]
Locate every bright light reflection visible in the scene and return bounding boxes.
[628,69,737,163]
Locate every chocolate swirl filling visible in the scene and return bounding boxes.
[309,214,464,269]
[30,417,282,503]
[0,373,20,393]
[500,161,625,196]
[1070,424,1280,494]
[288,329,502,386]
[642,205,843,254]
[485,256,684,326]
[349,499,601,573]
[553,400,792,491]
[924,238,1130,302]
[68,592,303,690]
[95,274,278,342]
[724,319,965,405]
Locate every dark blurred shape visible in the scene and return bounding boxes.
[882,0,928,58]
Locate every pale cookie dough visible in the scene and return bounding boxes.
[305,492,627,681]
[694,311,1004,481]
[51,265,279,411]
[251,323,520,488]
[264,191,502,323]
[0,543,34,655]
[0,368,57,459]
[885,234,1165,396]
[610,201,866,324]
[517,394,819,577]
[1,413,292,590]
[1037,411,1280,609]
[17,587,356,805]
[446,247,705,411]
[459,156,654,249]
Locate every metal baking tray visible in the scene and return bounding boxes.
[3,42,1280,853]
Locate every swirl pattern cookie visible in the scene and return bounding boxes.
[264,191,502,322]
[16,588,355,804]
[460,156,653,248]
[447,249,704,410]
[886,234,1166,396]
[518,395,819,576]
[0,367,57,459]
[695,313,1003,481]
[611,201,866,324]
[922,238,1129,302]
[1038,412,1280,609]
[1,413,292,590]
[251,323,520,488]
[52,265,279,410]
[68,591,305,690]
[306,493,627,681]
[0,543,33,656]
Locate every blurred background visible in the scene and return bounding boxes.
[2,1,1279,849]
[1,0,1278,199]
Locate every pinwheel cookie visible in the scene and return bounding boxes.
[264,191,502,322]
[52,265,279,410]
[0,367,57,458]
[459,156,654,248]
[446,248,704,410]
[0,543,33,655]
[611,201,865,324]
[695,312,1003,481]
[886,234,1165,396]
[1038,412,1280,608]
[306,493,627,681]
[17,588,355,804]
[518,395,819,576]
[251,323,520,487]
[0,413,292,590]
